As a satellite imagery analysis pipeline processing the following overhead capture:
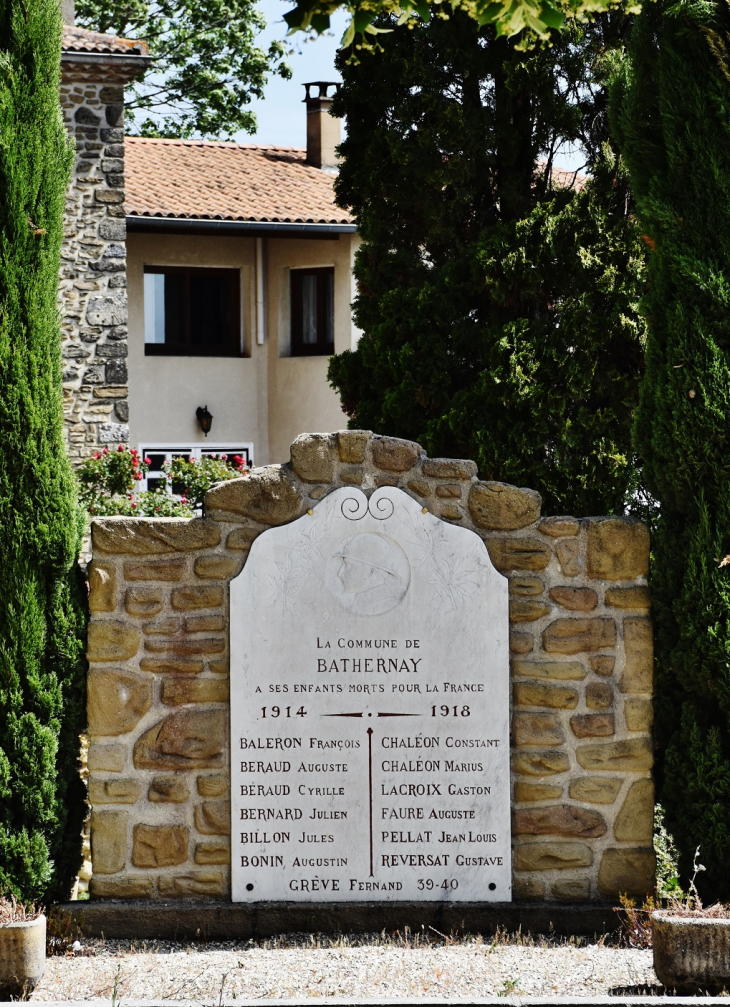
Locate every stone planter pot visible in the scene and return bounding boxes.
[0,915,46,998]
[652,910,730,992]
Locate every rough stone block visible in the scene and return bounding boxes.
[148,776,190,803]
[226,526,259,550]
[514,782,563,802]
[208,660,229,676]
[87,743,124,773]
[158,870,224,897]
[340,467,365,486]
[605,586,651,610]
[132,824,188,867]
[337,430,370,464]
[194,800,231,835]
[624,696,654,732]
[143,618,182,636]
[134,709,227,770]
[513,876,545,900]
[184,615,225,633]
[513,842,593,871]
[586,682,613,709]
[509,631,534,655]
[205,466,302,525]
[87,668,151,736]
[88,779,141,804]
[93,517,220,554]
[538,517,580,538]
[435,484,462,499]
[614,779,654,842]
[144,636,225,657]
[513,682,578,710]
[543,618,616,655]
[139,658,204,675]
[590,656,615,677]
[552,879,590,901]
[570,713,615,738]
[422,458,477,479]
[586,518,650,580]
[125,586,163,617]
[512,661,586,681]
[86,294,126,326]
[162,678,228,706]
[90,875,154,898]
[509,600,551,623]
[198,775,228,798]
[512,750,570,777]
[514,805,606,838]
[468,482,541,531]
[124,559,186,581]
[512,713,565,747]
[89,563,116,612]
[555,539,581,577]
[509,577,544,597]
[568,776,622,804]
[171,585,224,611]
[487,538,551,572]
[87,620,140,662]
[195,840,230,865]
[621,619,653,693]
[372,435,422,472]
[290,433,334,483]
[193,556,239,580]
[549,587,598,612]
[576,737,653,772]
[597,847,656,898]
[90,809,127,874]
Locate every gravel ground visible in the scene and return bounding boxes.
[29,936,657,1001]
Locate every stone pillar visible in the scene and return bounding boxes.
[59,32,149,461]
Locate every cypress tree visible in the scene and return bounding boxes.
[329,14,647,517]
[612,0,730,896]
[0,0,87,901]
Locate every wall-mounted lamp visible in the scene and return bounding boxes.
[196,405,213,437]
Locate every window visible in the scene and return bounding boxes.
[144,266,241,356]
[141,445,254,493]
[290,267,334,356]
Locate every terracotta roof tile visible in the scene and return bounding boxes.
[125,137,353,225]
[62,25,148,56]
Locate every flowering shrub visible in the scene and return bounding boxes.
[76,446,249,516]
[164,453,249,509]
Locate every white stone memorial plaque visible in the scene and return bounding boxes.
[230,486,511,902]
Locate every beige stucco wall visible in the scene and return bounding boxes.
[126,231,353,464]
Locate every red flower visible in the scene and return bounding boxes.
[117,444,124,452]
[188,455,195,463]
[144,457,151,465]
[92,452,101,459]
[102,448,109,455]
[221,454,228,461]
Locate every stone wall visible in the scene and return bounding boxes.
[59,78,129,461]
[86,431,654,902]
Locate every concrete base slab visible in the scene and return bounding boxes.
[58,900,619,940]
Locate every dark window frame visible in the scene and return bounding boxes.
[290,266,335,357]
[144,265,242,357]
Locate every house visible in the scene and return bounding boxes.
[59,12,357,474]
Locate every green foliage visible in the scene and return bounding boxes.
[0,0,86,901]
[75,0,291,138]
[611,0,730,898]
[285,0,635,53]
[77,447,249,516]
[654,804,683,900]
[164,452,250,509]
[329,13,647,516]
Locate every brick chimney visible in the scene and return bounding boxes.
[303,81,340,170]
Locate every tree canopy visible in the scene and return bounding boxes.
[328,12,647,516]
[76,0,291,138]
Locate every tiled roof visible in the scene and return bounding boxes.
[125,137,353,225]
[62,25,148,56]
